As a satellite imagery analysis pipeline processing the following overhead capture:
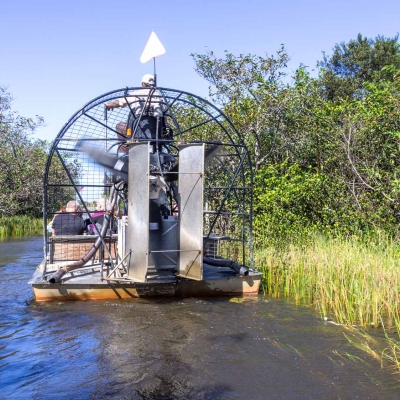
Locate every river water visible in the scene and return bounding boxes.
[1,236,400,399]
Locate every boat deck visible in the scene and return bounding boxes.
[30,261,262,301]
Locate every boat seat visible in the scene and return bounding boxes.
[48,235,117,263]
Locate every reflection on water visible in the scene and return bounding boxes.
[1,236,400,399]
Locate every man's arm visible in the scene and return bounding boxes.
[106,90,146,111]
[105,100,123,111]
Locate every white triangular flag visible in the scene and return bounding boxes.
[140,31,166,63]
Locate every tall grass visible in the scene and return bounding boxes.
[0,216,42,238]
[255,233,400,370]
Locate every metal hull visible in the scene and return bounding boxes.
[30,263,262,302]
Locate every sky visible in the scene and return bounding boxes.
[1,0,399,142]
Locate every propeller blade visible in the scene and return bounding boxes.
[76,142,129,181]
[204,144,221,164]
[77,142,221,183]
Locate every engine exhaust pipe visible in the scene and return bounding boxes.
[48,269,66,283]
[230,262,250,277]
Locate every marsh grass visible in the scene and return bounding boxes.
[255,233,400,371]
[380,317,400,372]
[0,216,42,238]
[256,234,400,327]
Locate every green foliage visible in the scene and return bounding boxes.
[0,215,42,238]
[0,86,79,218]
[255,233,400,328]
[191,41,400,243]
[191,48,289,104]
[318,33,400,100]
[254,161,348,245]
[192,49,291,171]
[0,86,46,217]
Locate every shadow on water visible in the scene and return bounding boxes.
[1,236,400,399]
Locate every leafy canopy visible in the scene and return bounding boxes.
[318,34,400,100]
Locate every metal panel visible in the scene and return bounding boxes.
[159,216,179,268]
[177,144,204,280]
[126,143,149,281]
[117,216,128,261]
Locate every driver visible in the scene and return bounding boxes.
[105,74,167,141]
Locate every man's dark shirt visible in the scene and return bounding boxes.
[88,212,117,234]
[52,213,86,235]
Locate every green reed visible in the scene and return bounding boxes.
[0,216,42,238]
[255,233,400,371]
[256,234,400,328]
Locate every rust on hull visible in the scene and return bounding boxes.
[32,273,262,302]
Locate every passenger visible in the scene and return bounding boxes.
[47,205,66,233]
[105,74,167,141]
[88,198,117,235]
[52,201,86,236]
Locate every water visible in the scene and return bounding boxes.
[1,236,400,399]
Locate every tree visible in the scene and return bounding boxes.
[318,34,400,100]
[192,46,400,239]
[192,48,289,104]
[0,87,81,217]
[191,48,291,170]
[0,87,46,216]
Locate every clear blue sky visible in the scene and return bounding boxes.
[1,0,399,141]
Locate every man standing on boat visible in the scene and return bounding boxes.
[51,201,86,236]
[105,74,167,141]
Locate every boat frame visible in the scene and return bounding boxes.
[29,87,262,300]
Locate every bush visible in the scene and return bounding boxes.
[252,160,387,247]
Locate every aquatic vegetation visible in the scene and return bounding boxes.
[0,216,42,238]
[256,234,400,328]
[255,233,400,371]
[380,317,400,373]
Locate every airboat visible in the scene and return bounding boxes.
[29,31,261,301]
[28,81,262,301]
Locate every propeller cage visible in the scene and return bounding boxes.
[43,87,254,281]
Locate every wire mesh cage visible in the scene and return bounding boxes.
[43,87,254,268]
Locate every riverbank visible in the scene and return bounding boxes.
[255,233,400,371]
[0,216,42,238]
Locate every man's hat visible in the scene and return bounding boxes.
[141,74,155,85]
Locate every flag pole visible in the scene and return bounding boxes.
[153,57,157,86]
[140,31,165,86]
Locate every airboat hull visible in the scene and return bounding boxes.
[30,262,262,302]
